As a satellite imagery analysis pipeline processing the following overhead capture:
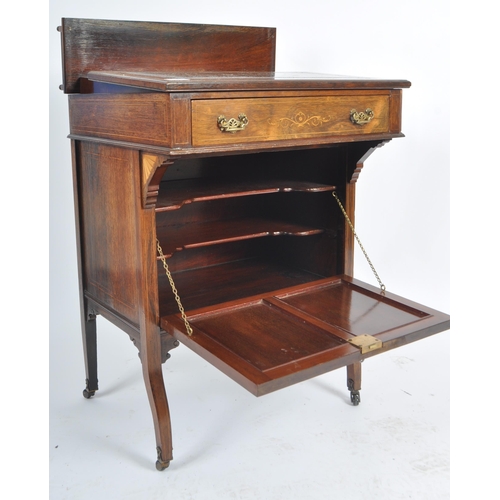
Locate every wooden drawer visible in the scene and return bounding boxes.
[192,94,390,146]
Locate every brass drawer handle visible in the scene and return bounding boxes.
[350,108,374,125]
[217,113,249,132]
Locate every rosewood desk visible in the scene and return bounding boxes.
[58,18,450,470]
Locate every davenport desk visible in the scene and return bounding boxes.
[58,18,450,470]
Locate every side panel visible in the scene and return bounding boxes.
[76,141,143,325]
[69,94,171,147]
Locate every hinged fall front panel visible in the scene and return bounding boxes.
[161,276,449,396]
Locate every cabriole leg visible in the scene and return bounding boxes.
[141,335,173,471]
[347,362,362,406]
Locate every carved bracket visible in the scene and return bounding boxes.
[141,153,173,208]
[127,330,180,364]
[348,140,390,184]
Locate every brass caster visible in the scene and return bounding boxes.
[83,379,97,399]
[82,388,95,399]
[350,390,361,406]
[156,447,170,471]
[156,459,170,471]
[347,378,360,406]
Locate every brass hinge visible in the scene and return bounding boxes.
[347,334,383,354]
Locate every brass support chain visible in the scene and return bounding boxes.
[332,192,386,292]
[156,239,193,336]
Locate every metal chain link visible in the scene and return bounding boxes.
[332,192,386,292]
[156,239,193,336]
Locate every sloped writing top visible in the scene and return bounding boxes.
[85,70,411,92]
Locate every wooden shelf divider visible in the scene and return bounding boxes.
[156,217,325,258]
[155,178,336,212]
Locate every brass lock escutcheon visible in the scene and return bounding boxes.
[347,334,383,354]
[350,108,374,125]
[217,113,249,132]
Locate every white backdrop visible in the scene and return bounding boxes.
[45,1,455,498]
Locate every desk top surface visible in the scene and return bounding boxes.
[86,71,411,92]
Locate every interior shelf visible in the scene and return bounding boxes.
[156,217,325,258]
[155,179,336,212]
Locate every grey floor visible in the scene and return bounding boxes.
[49,316,450,500]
